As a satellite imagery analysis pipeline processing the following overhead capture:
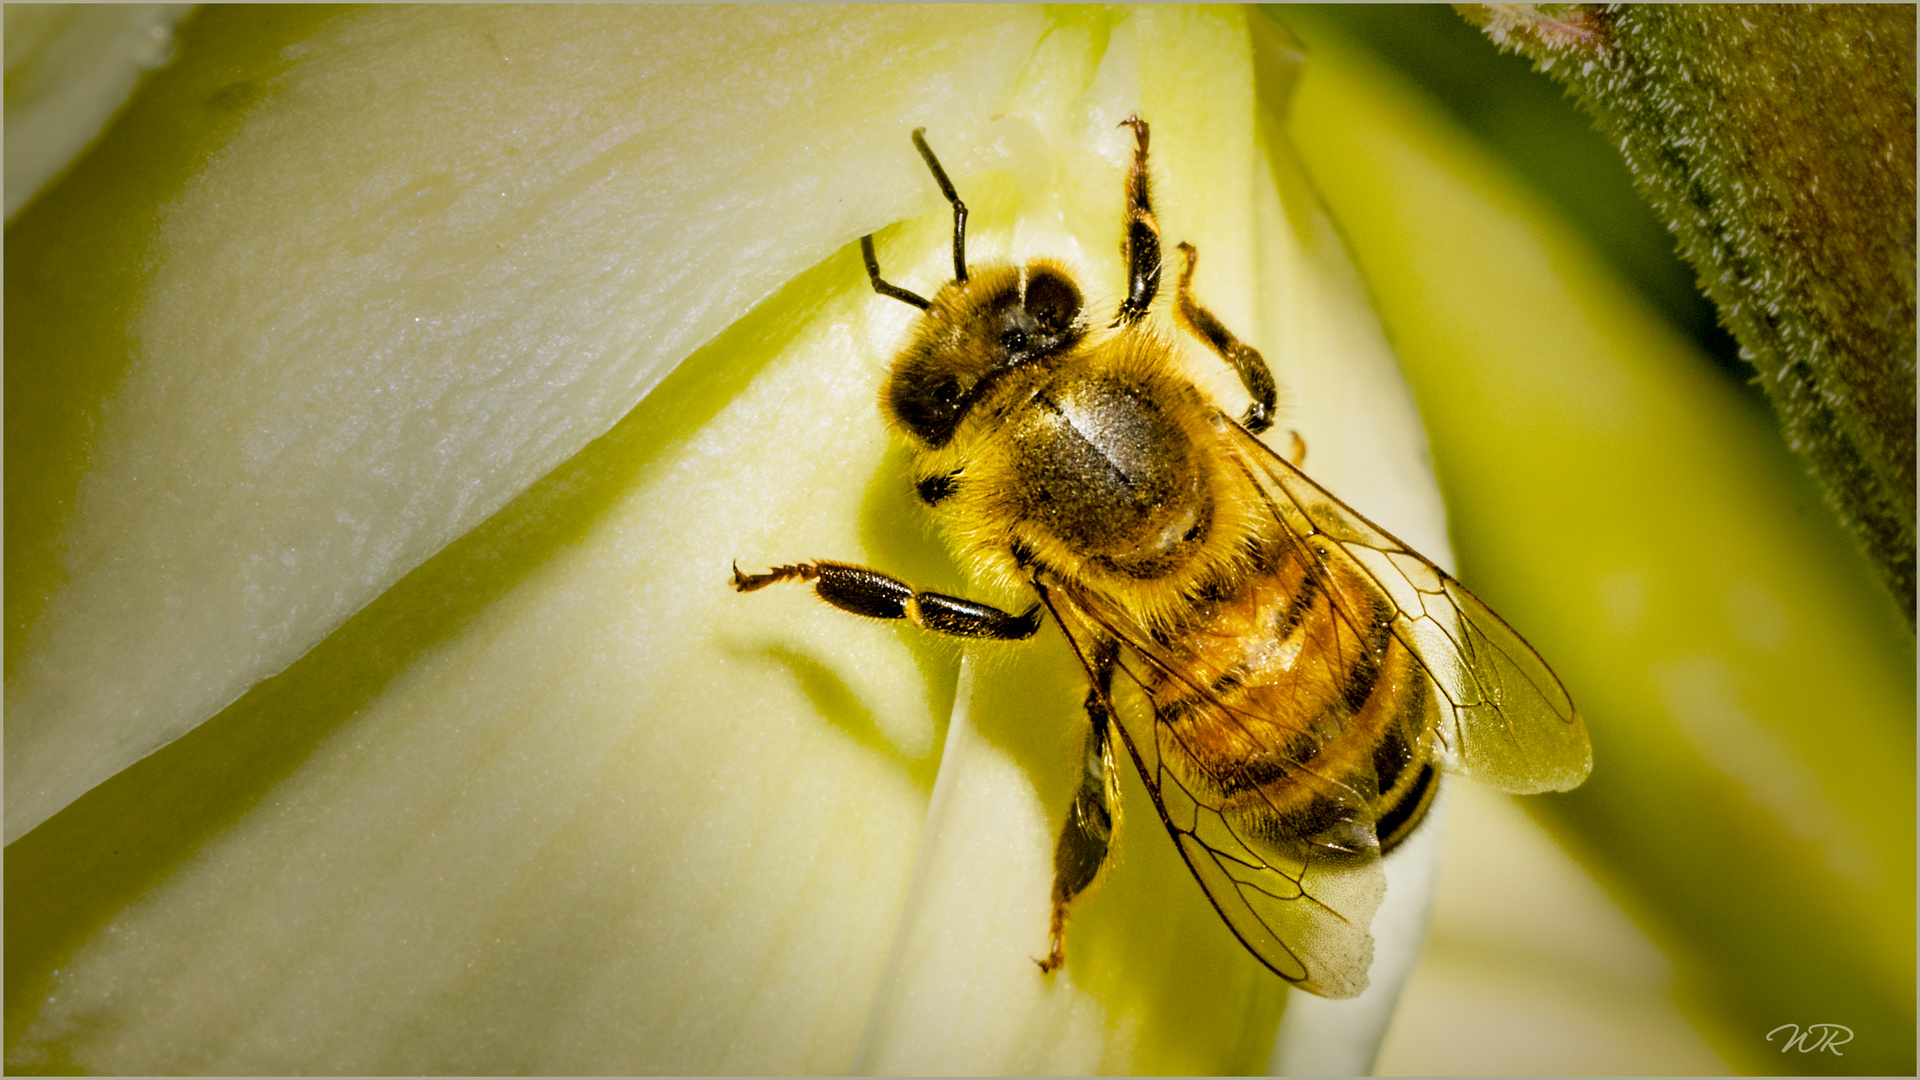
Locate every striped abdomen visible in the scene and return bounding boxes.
[1140,533,1441,861]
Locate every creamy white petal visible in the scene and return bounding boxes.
[8,5,1048,841]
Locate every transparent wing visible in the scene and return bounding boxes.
[1043,585,1387,1000]
[1132,695,1385,999]
[1227,426,1592,794]
[1030,424,1586,998]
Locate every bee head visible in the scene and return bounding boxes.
[883,262,1085,447]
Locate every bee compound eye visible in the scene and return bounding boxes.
[1000,328,1030,353]
[1024,270,1081,333]
[883,359,974,447]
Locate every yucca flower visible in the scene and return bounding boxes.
[8,5,1910,1076]
[5,7,1450,1072]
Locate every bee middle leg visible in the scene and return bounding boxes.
[732,560,1042,640]
[1174,241,1278,434]
[1041,635,1121,974]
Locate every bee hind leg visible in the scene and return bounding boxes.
[1173,241,1278,435]
[731,560,1041,640]
[1041,637,1121,973]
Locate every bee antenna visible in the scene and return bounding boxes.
[911,128,968,284]
[861,235,931,310]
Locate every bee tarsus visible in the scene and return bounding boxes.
[733,559,1040,640]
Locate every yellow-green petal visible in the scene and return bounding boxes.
[6,4,1048,843]
[9,6,1448,1073]
[3,3,192,219]
[1276,10,1915,1073]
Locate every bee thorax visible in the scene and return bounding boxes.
[1010,374,1212,578]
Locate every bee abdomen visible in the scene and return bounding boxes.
[1144,564,1432,858]
[1374,763,1440,854]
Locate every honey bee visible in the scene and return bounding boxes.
[733,118,1591,998]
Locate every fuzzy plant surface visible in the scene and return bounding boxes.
[1458,3,1918,628]
[1277,8,1915,1073]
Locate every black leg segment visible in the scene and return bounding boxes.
[732,560,1042,641]
[1173,241,1277,434]
[1041,634,1121,973]
[1113,116,1163,327]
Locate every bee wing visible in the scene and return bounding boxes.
[1044,586,1387,1000]
[1229,426,1592,794]
[1132,695,1385,999]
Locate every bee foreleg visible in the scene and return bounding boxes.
[1041,637,1121,974]
[1173,241,1278,435]
[1113,116,1163,327]
[731,560,1041,640]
